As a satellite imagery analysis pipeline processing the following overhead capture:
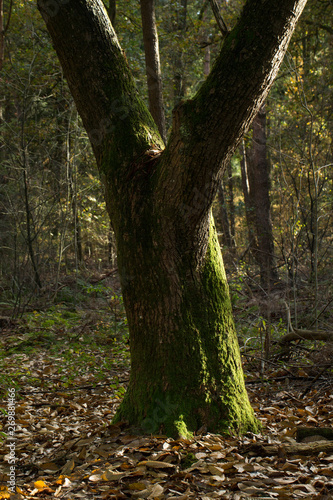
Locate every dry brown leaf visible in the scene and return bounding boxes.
[207,464,227,476]
[139,460,176,469]
[61,459,75,474]
[147,483,164,498]
[39,461,59,473]
[88,473,102,482]
[101,470,127,481]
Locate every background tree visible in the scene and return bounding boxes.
[241,104,278,288]
[0,0,110,311]
[268,0,332,326]
[140,0,166,142]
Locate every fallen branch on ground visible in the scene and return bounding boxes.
[279,329,333,344]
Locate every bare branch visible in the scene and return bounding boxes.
[209,0,229,36]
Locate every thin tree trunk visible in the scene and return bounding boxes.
[173,0,187,104]
[20,84,42,289]
[240,139,257,256]
[252,104,278,286]
[244,104,278,287]
[218,182,234,248]
[107,0,116,25]
[226,162,235,240]
[204,45,210,77]
[0,0,12,72]
[22,167,42,289]
[209,0,229,36]
[140,0,166,143]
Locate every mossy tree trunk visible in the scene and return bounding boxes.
[37,0,307,437]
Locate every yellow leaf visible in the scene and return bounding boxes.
[208,444,223,451]
[34,480,47,490]
[0,485,10,499]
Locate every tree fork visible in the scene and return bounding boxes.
[37,0,307,436]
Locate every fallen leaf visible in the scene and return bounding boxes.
[140,460,175,469]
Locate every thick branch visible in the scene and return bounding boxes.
[246,440,333,457]
[279,329,333,344]
[37,0,163,170]
[159,0,307,220]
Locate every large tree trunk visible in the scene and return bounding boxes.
[37,0,307,437]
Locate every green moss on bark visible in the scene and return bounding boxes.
[113,216,260,438]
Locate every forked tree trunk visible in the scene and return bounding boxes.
[37,0,307,436]
[140,0,166,143]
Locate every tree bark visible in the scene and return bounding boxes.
[140,0,166,143]
[107,0,116,26]
[240,139,258,256]
[251,104,278,286]
[37,0,307,437]
[218,182,234,248]
[172,0,187,104]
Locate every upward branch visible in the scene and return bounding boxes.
[158,0,307,218]
[37,0,307,232]
[209,0,229,37]
[37,0,163,171]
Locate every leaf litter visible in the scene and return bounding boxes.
[0,304,332,499]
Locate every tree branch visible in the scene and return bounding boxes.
[209,0,229,36]
[4,0,13,34]
[279,329,333,344]
[37,0,163,169]
[159,0,308,218]
[304,19,333,35]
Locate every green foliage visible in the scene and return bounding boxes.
[0,299,129,395]
[0,0,110,303]
[180,452,197,469]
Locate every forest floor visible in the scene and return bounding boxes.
[0,267,332,500]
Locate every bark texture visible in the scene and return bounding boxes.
[37,0,307,436]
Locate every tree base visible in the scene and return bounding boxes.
[113,387,261,439]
